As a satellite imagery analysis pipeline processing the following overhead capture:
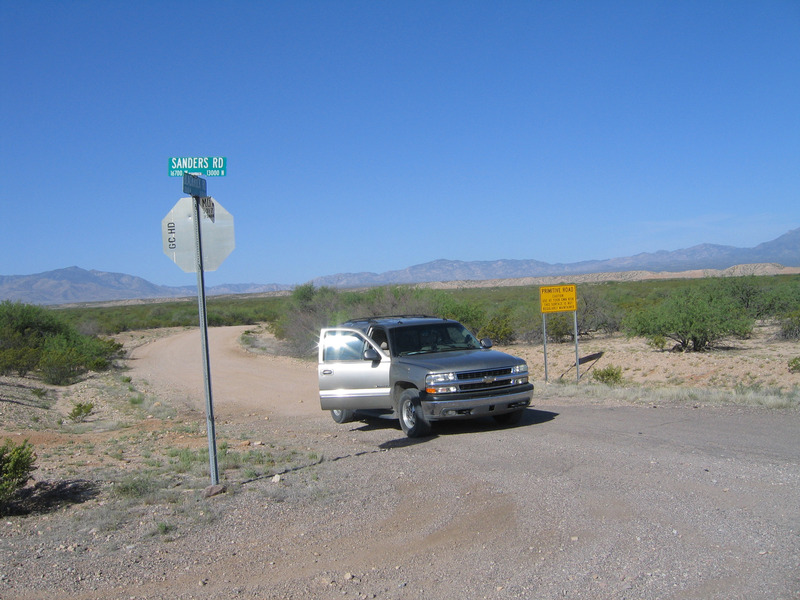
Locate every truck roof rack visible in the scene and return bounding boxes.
[343,315,441,324]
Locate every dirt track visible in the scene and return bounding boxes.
[3,327,800,599]
[127,326,319,421]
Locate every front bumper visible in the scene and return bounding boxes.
[421,383,534,421]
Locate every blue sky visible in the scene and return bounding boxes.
[2,1,798,287]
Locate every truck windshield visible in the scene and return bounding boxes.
[390,323,481,356]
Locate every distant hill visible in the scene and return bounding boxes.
[0,267,290,306]
[1,228,798,305]
[312,227,800,287]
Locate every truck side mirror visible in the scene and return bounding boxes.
[480,338,493,348]
[363,347,381,362]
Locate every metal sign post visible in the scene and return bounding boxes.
[191,195,219,485]
[162,160,233,486]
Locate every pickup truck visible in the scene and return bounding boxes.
[317,315,534,437]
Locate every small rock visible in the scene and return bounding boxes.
[203,484,227,498]
[272,474,281,484]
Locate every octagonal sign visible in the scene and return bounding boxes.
[162,197,235,272]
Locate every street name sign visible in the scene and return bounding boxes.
[169,156,227,177]
[182,173,207,197]
[162,197,234,272]
[539,284,577,314]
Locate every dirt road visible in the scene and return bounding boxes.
[127,326,319,421]
[5,327,799,599]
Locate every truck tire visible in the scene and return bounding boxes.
[331,409,355,424]
[398,389,431,437]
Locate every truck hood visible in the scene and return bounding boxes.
[395,349,525,373]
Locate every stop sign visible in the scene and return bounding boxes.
[162,197,235,272]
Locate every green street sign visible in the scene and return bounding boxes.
[168,156,227,177]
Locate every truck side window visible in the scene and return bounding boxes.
[323,331,366,361]
[370,328,389,352]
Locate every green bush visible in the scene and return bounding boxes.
[0,438,36,507]
[270,284,466,357]
[0,301,121,384]
[478,313,515,344]
[68,402,94,423]
[646,334,667,351]
[624,283,753,351]
[546,312,574,343]
[591,364,623,385]
[789,357,800,374]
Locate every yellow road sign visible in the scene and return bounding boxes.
[539,284,577,313]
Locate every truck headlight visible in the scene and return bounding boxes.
[426,372,458,394]
[511,363,528,385]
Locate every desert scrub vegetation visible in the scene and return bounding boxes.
[0,438,36,510]
[778,311,800,340]
[40,273,799,357]
[267,276,797,356]
[591,364,624,385]
[624,284,753,351]
[68,401,94,423]
[56,295,285,335]
[268,284,484,357]
[789,357,800,374]
[620,276,800,351]
[0,301,122,384]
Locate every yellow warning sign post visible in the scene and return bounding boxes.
[540,284,579,383]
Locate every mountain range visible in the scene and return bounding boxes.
[1,228,798,305]
[310,227,800,287]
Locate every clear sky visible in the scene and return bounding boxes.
[2,1,798,288]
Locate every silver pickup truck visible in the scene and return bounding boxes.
[318,315,534,437]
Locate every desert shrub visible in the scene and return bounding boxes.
[624,283,753,351]
[545,312,575,343]
[511,303,544,344]
[112,473,163,500]
[789,357,800,374]
[0,347,41,377]
[646,334,667,351]
[38,338,85,385]
[428,292,486,332]
[478,312,515,344]
[68,402,94,423]
[0,301,121,384]
[0,439,36,508]
[270,285,476,357]
[592,364,623,386]
[578,287,623,335]
[778,311,800,341]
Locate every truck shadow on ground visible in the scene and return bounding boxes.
[361,408,559,449]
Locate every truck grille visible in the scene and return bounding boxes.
[457,367,514,392]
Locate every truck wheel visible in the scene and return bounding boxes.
[331,409,355,423]
[493,409,524,426]
[398,389,431,437]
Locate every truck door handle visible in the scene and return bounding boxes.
[322,369,333,375]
